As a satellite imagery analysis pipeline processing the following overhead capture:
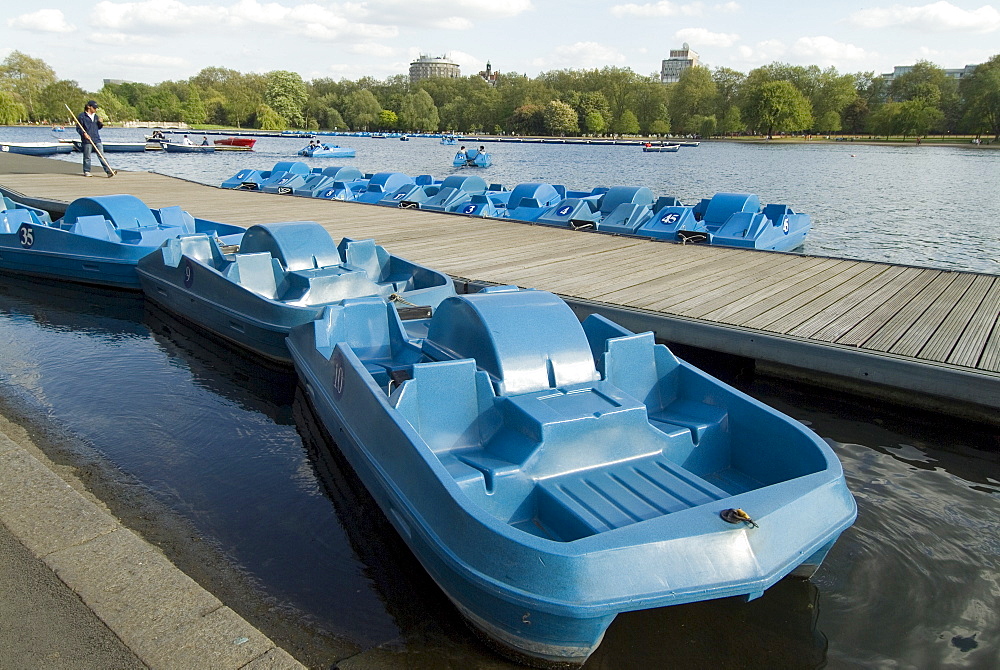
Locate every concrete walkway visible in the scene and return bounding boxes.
[0,417,304,669]
[0,152,304,669]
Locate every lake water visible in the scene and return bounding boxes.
[6,125,1000,275]
[0,126,998,668]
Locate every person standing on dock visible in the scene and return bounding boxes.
[76,101,113,177]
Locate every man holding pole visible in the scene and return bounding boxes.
[75,100,115,177]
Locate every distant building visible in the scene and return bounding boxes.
[880,63,979,84]
[409,54,461,83]
[102,79,131,86]
[660,44,699,84]
[479,61,499,86]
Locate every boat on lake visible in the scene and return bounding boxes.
[136,220,456,362]
[286,285,857,667]
[214,137,257,149]
[454,148,491,168]
[163,142,216,153]
[71,140,150,153]
[0,141,74,156]
[0,194,243,289]
[642,144,680,152]
[218,163,812,251]
[635,192,812,251]
[298,143,356,158]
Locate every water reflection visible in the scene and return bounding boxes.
[0,273,997,668]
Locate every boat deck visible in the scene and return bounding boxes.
[1,169,997,422]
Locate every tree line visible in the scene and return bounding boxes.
[2,50,998,140]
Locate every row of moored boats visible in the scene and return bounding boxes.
[222,161,810,251]
[0,189,855,668]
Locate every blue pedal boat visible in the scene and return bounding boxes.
[637,192,811,251]
[454,148,492,168]
[0,194,243,289]
[286,285,857,667]
[299,143,356,158]
[222,162,311,190]
[136,220,456,362]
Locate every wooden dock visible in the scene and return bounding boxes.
[1,168,997,423]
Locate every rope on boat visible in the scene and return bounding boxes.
[215,237,239,254]
[721,508,758,528]
[388,293,418,307]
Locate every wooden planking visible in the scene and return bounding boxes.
[789,266,928,342]
[946,277,1000,368]
[857,272,959,353]
[890,273,980,358]
[917,274,995,362]
[2,170,997,376]
[979,316,1000,372]
[724,259,864,328]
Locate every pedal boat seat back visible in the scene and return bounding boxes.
[423,287,601,396]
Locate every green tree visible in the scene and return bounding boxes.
[717,105,744,136]
[0,90,27,124]
[508,103,545,135]
[632,79,670,135]
[584,110,607,134]
[254,104,286,130]
[612,109,640,135]
[377,109,398,130]
[648,118,671,135]
[0,51,57,121]
[96,87,136,123]
[398,89,439,131]
[342,89,382,130]
[841,97,870,134]
[895,98,944,137]
[816,110,842,133]
[37,80,89,123]
[180,85,208,125]
[742,80,813,137]
[668,66,717,133]
[867,101,900,138]
[959,55,1000,139]
[264,70,307,127]
[810,67,857,131]
[543,100,579,135]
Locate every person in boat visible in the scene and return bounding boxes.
[151,130,164,140]
[201,136,209,146]
[457,145,467,162]
[76,100,114,177]
[182,135,194,146]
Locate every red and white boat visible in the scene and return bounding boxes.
[213,137,257,149]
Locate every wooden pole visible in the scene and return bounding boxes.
[64,103,116,177]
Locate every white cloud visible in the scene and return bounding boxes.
[611,1,706,17]
[792,36,871,64]
[849,2,1000,33]
[7,9,76,33]
[346,42,397,58]
[736,39,787,63]
[365,0,534,21]
[90,32,156,46]
[91,1,397,40]
[105,53,189,68]
[675,27,740,47]
[531,42,628,69]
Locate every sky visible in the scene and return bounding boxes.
[2,0,998,92]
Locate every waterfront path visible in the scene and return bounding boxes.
[2,162,996,423]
